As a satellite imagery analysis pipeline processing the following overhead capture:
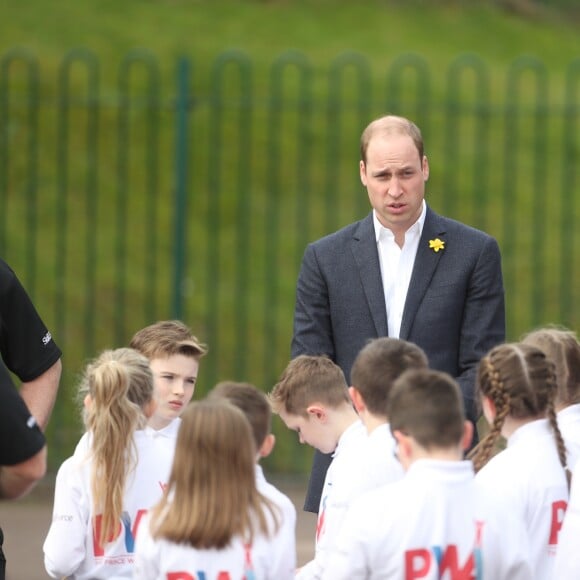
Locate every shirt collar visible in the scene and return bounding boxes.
[373,200,427,243]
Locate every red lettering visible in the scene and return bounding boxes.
[132,508,148,540]
[166,574,194,580]
[92,516,122,557]
[217,573,232,580]
[439,545,475,580]
[405,548,430,580]
[474,520,485,548]
[549,500,568,545]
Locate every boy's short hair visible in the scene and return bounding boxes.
[208,381,271,450]
[350,338,428,417]
[129,320,207,361]
[269,355,350,417]
[388,369,465,450]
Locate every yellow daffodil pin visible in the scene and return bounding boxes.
[429,238,445,253]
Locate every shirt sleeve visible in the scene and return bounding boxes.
[43,458,89,578]
[321,501,371,580]
[0,258,62,382]
[0,360,45,465]
[133,513,161,580]
[267,498,296,580]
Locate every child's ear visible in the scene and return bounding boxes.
[393,430,413,469]
[83,394,92,410]
[482,396,496,425]
[143,399,157,419]
[306,404,327,422]
[259,433,276,458]
[348,386,366,413]
[461,420,474,451]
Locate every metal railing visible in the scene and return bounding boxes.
[1,49,578,470]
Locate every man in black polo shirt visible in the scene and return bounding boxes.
[0,258,62,580]
[0,359,47,578]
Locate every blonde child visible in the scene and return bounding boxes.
[269,355,367,579]
[349,337,428,488]
[324,369,531,579]
[471,342,570,580]
[43,348,166,579]
[208,380,297,574]
[134,400,292,579]
[129,320,207,434]
[522,326,580,469]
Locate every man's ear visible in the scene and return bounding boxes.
[422,155,430,181]
[349,386,366,413]
[306,404,327,422]
[259,433,276,458]
[461,420,474,451]
[360,160,367,186]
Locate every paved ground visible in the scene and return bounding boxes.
[1,474,316,580]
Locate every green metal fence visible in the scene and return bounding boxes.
[1,49,579,472]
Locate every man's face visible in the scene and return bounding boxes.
[278,408,337,454]
[149,354,199,429]
[360,133,429,240]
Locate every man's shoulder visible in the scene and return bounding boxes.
[428,208,497,243]
[308,214,371,250]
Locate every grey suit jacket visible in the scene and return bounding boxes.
[291,205,505,511]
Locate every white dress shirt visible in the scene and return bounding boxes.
[373,201,426,338]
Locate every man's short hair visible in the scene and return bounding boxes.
[360,114,424,164]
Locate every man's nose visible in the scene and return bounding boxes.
[388,177,403,198]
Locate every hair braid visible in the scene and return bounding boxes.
[544,369,571,488]
[470,360,511,472]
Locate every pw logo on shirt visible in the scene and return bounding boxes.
[404,521,485,580]
[92,509,148,557]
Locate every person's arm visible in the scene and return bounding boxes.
[267,498,296,580]
[133,513,160,580]
[0,360,47,500]
[0,445,46,500]
[456,236,505,425]
[291,244,335,361]
[19,358,62,431]
[43,458,88,578]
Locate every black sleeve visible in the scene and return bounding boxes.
[0,259,62,382]
[0,360,46,465]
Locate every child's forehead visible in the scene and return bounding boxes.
[149,354,200,372]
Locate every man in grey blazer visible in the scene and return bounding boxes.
[292,115,505,512]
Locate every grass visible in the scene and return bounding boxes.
[1,0,579,472]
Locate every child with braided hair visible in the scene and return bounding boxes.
[471,342,570,580]
[522,326,580,470]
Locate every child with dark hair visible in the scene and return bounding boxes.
[324,369,531,580]
[349,337,428,488]
[471,342,570,580]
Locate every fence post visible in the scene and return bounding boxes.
[173,55,191,320]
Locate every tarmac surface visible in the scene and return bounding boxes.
[1,474,316,580]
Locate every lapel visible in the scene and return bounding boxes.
[350,214,388,337]
[399,206,447,340]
